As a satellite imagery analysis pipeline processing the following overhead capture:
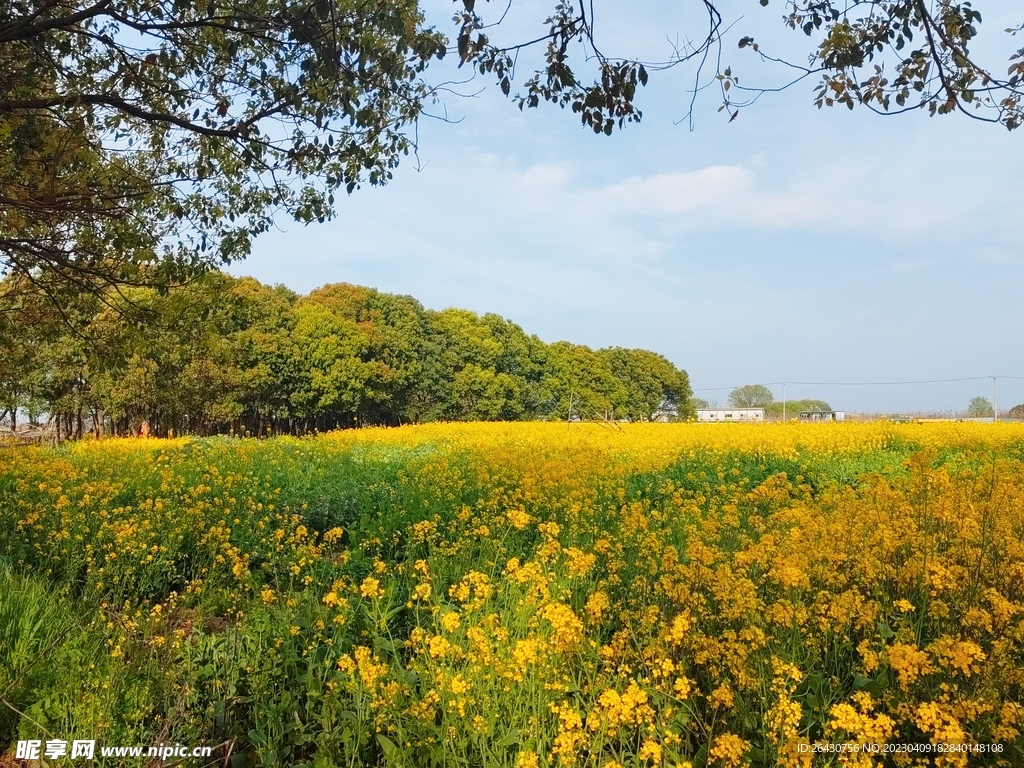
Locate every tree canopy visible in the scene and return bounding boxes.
[728,383,774,408]
[463,0,1024,132]
[2,1,1022,294]
[0,272,693,437]
[764,399,831,419]
[1,0,444,294]
[967,396,994,417]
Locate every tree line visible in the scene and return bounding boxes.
[0,273,692,439]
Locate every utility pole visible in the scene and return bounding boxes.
[782,382,787,422]
[993,376,998,423]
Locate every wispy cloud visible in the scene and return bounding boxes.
[474,157,989,252]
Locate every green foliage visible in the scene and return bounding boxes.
[0,564,169,751]
[741,1,1023,130]
[0,564,73,744]
[469,0,1024,136]
[967,396,995,418]
[764,399,831,420]
[0,0,445,290]
[727,384,774,408]
[598,347,693,420]
[0,272,692,435]
[537,343,692,421]
[411,309,546,422]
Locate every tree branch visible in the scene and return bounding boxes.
[0,0,114,43]
[0,93,253,138]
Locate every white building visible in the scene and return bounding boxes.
[696,408,765,423]
[798,410,846,422]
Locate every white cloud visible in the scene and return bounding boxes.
[442,154,961,254]
[597,165,754,216]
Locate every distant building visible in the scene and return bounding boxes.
[799,410,846,422]
[696,408,765,423]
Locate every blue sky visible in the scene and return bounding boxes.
[229,1,1024,413]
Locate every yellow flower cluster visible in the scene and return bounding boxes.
[4,421,1024,766]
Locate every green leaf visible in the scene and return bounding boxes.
[248,728,269,744]
[377,734,398,757]
[497,730,522,747]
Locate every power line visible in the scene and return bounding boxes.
[693,375,1024,392]
[692,381,784,392]
[688,376,1024,393]
[786,376,992,387]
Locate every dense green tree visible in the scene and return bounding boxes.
[81,280,227,435]
[0,278,52,428]
[967,396,994,418]
[296,284,428,425]
[223,278,300,434]
[689,396,711,412]
[541,342,623,420]
[445,364,526,421]
[288,301,378,426]
[3,280,104,438]
[598,347,693,421]
[728,384,774,408]
[410,309,543,422]
[0,0,446,291]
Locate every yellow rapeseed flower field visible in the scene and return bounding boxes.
[2,422,1024,767]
